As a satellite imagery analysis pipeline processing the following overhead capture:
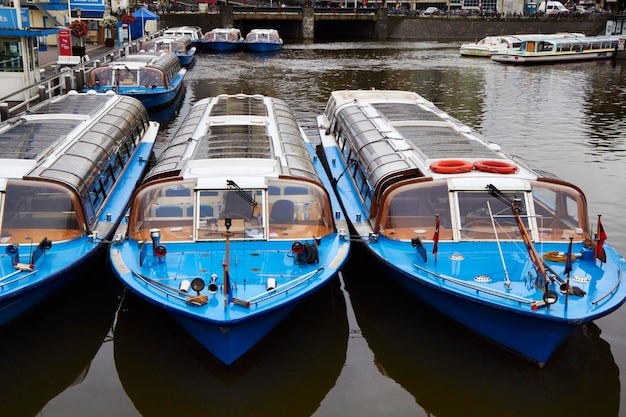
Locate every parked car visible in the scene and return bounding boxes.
[422,6,440,15]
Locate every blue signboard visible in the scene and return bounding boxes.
[0,9,30,29]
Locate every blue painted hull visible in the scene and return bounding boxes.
[0,140,154,329]
[111,235,349,365]
[203,41,242,52]
[243,42,282,52]
[86,75,185,110]
[176,49,196,67]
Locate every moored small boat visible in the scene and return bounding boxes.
[460,33,585,57]
[491,35,623,64]
[317,89,626,366]
[109,93,350,365]
[202,28,243,52]
[85,51,186,110]
[163,26,203,50]
[141,35,197,67]
[243,29,283,53]
[0,91,157,328]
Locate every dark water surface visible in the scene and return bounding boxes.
[4,41,626,417]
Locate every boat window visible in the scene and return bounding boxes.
[457,190,528,240]
[380,181,451,241]
[267,178,333,240]
[89,67,114,86]
[0,180,82,244]
[129,180,196,242]
[139,68,165,87]
[531,181,587,241]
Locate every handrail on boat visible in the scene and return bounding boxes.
[413,263,535,305]
[592,265,623,306]
[0,270,39,287]
[233,266,325,307]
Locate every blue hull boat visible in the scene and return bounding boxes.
[317,89,626,366]
[243,29,283,53]
[0,91,157,328]
[141,36,197,67]
[202,28,243,52]
[110,93,350,365]
[86,51,186,110]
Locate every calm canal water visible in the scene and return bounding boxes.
[3,40,626,417]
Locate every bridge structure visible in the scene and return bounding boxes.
[165,5,388,40]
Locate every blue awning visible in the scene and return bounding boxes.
[71,4,106,18]
[0,28,60,37]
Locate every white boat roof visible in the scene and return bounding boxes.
[145,94,319,187]
[321,89,538,189]
[0,91,151,194]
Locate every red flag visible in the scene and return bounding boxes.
[596,216,607,263]
[432,214,440,255]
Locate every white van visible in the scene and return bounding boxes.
[538,1,570,15]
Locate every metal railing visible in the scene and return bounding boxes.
[0,33,162,121]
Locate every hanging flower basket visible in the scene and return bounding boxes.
[102,15,118,29]
[69,20,90,38]
[121,14,137,25]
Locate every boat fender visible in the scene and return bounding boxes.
[5,244,19,264]
[474,160,518,174]
[154,245,167,258]
[429,160,474,174]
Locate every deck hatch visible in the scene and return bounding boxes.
[396,126,501,160]
[371,103,442,122]
[0,120,80,159]
[209,96,267,117]
[196,125,271,159]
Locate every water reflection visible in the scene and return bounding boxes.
[0,262,120,417]
[346,246,620,416]
[113,279,347,417]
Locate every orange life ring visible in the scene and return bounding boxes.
[430,160,474,174]
[474,160,518,174]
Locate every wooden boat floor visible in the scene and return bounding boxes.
[1,228,83,243]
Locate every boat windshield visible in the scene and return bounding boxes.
[379,181,452,241]
[89,67,164,87]
[530,180,587,241]
[378,180,585,242]
[0,179,82,244]
[128,178,334,242]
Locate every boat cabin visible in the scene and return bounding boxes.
[141,36,193,54]
[128,94,335,243]
[521,36,620,53]
[87,51,181,89]
[321,90,590,244]
[203,28,242,42]
[0,92,153,244]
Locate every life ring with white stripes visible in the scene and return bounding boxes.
[430,160,474,174]
[474,160,518,174]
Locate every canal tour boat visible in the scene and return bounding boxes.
[0,91,158,328]
[85,51,186,110]
[163,26,204,50]
[317,89,626,366]
[109,93,350,365]
[459,33,585,57]
[141,36,197,67]
[243,29,283,53]
[491,35,623,64]
[202,28,244,52]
